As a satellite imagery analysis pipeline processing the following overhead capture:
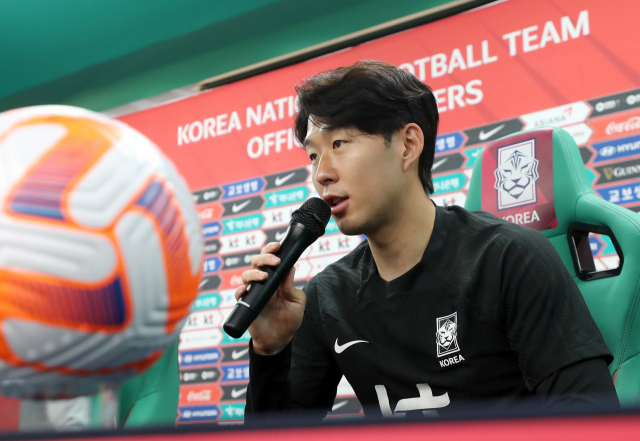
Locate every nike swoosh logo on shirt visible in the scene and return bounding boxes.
[432,158,447,170]
[478,124,505,141]
[334,338,369,354]
[231,387,248,399]
[275,172,295,186]
[332,400,348,411]
[232,200,252,213]
[232,348,249,359]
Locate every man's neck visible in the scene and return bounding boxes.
[367,188,436,281]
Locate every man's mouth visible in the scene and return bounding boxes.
[331,197,347,207]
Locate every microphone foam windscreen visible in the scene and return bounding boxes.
[290,197,332,237]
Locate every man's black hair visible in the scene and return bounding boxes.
[294,60,439,194]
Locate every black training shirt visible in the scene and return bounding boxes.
[246,205,615,419]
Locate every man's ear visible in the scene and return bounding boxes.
[401,123,424,172]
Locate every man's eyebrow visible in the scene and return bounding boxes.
[303,138,316,149]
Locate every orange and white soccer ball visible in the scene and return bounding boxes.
[0,105,203,398]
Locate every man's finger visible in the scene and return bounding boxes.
[234,285,246,300]
[241,268,268,286]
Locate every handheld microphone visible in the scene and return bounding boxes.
[223,197,331,338]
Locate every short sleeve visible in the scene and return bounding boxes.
[499,228,613,389]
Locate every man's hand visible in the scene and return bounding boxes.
[235,242,306,356]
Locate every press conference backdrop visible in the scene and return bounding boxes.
[117,0,640,424]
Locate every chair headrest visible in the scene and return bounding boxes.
[465,127,595,236]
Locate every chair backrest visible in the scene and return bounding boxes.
[117,338,180,427]
[465,127,640,406]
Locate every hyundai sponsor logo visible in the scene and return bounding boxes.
[178,405,220,423]
[202,221,222,238]
[179,348,221,367]
[593,134,640,163]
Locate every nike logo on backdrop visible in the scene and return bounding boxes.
[275,231,286,241]
[198,279,208,289]
[478,124,505,141]
[232,200,252,213]
[275,172,295,187]
[334,339,368,354]
[231,348,249,359]
[332,400,348,411]
[231,387,248,399]
[432,158,447,170]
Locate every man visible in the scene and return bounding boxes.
[235,60,618,420]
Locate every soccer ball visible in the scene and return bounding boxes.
[0,105,203,398]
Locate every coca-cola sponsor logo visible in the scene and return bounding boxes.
[187,389,212,402]
[605,116,640,136]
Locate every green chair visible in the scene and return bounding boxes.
[465,126,640,406]
[117,338,180,427]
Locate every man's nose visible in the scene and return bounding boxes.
[314,153,337,186]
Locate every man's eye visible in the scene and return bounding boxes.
[309,153,318,161]
[333,140,345,148]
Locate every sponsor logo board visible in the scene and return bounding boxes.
[592,134,640,163]
[221,384,249,401]
[463,119,524,147]
[221,213,264,235]
[521,101,591,130]
[435,132,465,153]
[222,330,251,345]
[579,147,594,165]
[179,328,223,350]
[596,182,640,205]
[221,345,250,362]
[221,250,260,270]
[264,185,309,209]
[202,221,222,238]
[198,275,221,293]
[221,364,250,382]
[221,195,264,217]
[192,187,221,205]
[197,204,222,223]
[588,87,640,117]
[432,152,466,175]
[203,238,221,255]
[562,122,593,146]
[179,367,221,384]
[264,226,289,244]
[264,167,309,190]
[220,230,267,254]
[589,109,640,141]
[222,178,264,200]
[594,157,640,185]
[432,172,467,195]
[261,203,302,228]
[202,256,222,274]
[179,348,222,367]
[183,311,223,331]
[219,404,245,421]
[463,146,483,169]
[179,384,222,406]
[192,292,221,311]
[177,405,220,423]
[308,234,363,258]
